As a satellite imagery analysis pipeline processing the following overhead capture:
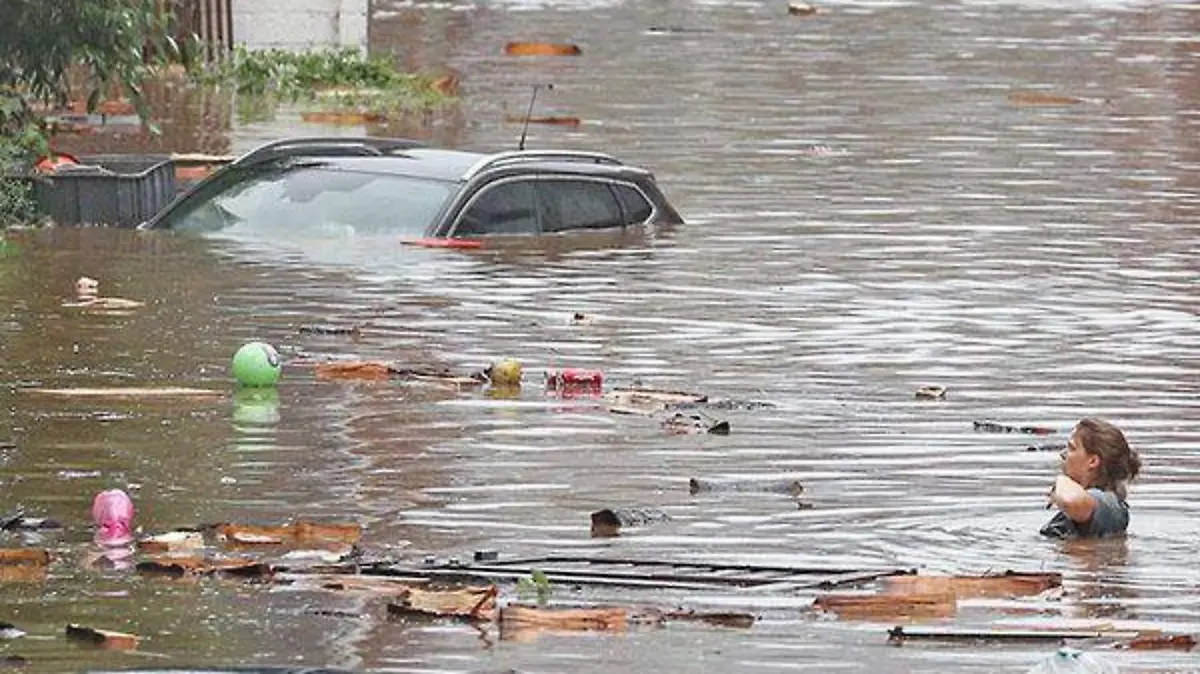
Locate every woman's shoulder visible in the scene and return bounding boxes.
[1084,488,1129,536]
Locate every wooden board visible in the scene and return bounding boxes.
[23,387,225,400]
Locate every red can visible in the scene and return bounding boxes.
[546,368,605,391]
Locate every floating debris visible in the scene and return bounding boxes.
[21,387,224,401]
[312,362,488,386]
[662,411,730,435]
[0,514,62,532]
[297,324,362,337]
[386,585,497,621]
[500,605,628,635]
[883,571,1062,599]
[545,368,605,392]
[300,111,387,125]
[65,624,139,650]
[590,508,671,537]
[136,555,273,579]
[914,385,946,400]
[504,115,582,127]
[688,477,803,496]
[136,531,205,554]
[0,549,50,566]
[486,359,523,388]
[504,42,582,56]
[973,420,1058,435]
[814,591,957,620]
[214,521,362,548]
[661,609,756,628]
[887,625,1138,643]
[1123,633,1197,650]
[787,1,818,15]
[1027,442,1068,453]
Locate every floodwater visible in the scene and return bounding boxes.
[3,0,1200,672]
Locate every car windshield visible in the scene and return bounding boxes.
[160,163,454,238]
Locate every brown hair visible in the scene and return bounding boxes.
[1074,418,1142,500]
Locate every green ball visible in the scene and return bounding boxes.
[232,341,281,388]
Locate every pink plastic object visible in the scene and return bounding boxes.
[91,489,135,546]
[546,368,605,392]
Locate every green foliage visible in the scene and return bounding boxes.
[516,569,553,605]
[0,0,185,117]
[201,46,454,116]
[0,0,191,175]
[0,179,39,228]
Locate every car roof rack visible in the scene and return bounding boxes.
[232,136,427,167]
[461,150,623,180]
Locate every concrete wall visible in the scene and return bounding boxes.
[231,0,368,51]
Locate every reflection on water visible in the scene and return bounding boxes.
[4,0,1200,672]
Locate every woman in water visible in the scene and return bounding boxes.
[1042,418,1142,538]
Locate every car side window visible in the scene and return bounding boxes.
[611,184,653,225]
[455,181,538,237]
[537,179,623,233]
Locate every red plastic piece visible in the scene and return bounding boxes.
[402,237,484,249]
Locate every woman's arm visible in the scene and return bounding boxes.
[1049,474,1098,523]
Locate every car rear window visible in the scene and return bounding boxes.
[612,184,653,224]
[158,164,453,237]
[539,179,623,233]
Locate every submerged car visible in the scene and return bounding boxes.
[142,136,683,246]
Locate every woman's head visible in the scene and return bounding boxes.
[1064,418,1142,499]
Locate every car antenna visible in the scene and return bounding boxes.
[518,83,553,151]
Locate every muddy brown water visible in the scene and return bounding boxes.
[3,0,1200,672]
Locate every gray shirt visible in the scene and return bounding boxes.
[1040,488,1129,539]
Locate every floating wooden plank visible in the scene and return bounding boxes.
[314,361,392,381]
[690,477,803,496]
[1124,633,1197,650]
[813,592,957,620]
[136,555,272,578]
[504,41,582,56]
[883,571,1061,599]
[23,387,224,400]
[501,605,627,632]
[301,111,388,125]
[65,624,139,650]
[503,115,582,127]
[604,388,707,415]
[136,531,205,554]
[787,2,818,15]
[387,585,497,621]
[915,385,946,399]
[214,521,361,547]
[0,549,50,566]
[887,625,1141,642]
[280,573,423,596]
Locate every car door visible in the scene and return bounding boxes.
[449,178,539,237]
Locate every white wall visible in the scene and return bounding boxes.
[231,0,368,51]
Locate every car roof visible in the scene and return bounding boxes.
[233,137,647,183]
